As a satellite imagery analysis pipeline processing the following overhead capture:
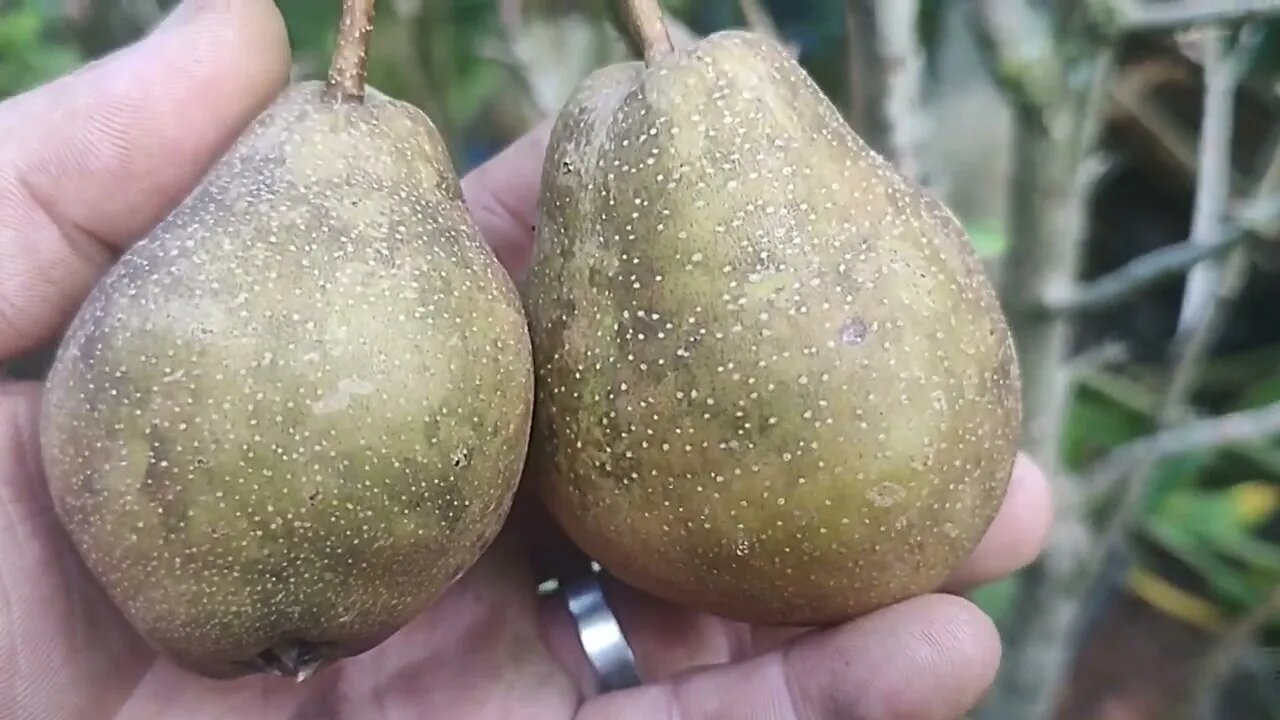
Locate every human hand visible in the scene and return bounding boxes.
[0,2,1053,718]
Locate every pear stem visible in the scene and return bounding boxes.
[620,0,674,64]
[326,0,377,103]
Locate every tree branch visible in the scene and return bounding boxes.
[1118,0,1280,32]
[969,3,1117,718]
[969,0,1064,110]
[844,1,889,153]
[1085,400,1280,494]
[1051,233,1244,313]
[1051,65,1280,315]
[1110,72,1200,177]
[962,5,1277,719]
[1182,584,1280,720]
[737,0,784,44]
[843,1,929,182]
[1176,25,1252,337]
[1090,44,1280,542]
[1046,205,1280,315]
[879,0,929,182]
[1094,22,1262,566]
[1106,60,1256,191]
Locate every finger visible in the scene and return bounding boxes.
[943,452,1054,592]
[459,118,555,282]
[0,0,290,359]
[575,594,1001,720]
[595,575,752,682]
[0,380,158,719]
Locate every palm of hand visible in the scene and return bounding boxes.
[2,413,569,719]
[0,3,1052,719]
[0,392,861,720]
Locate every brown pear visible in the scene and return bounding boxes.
[39,1,533,680]
[522,10,1021,626]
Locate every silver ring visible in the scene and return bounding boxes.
[561,569,641,693]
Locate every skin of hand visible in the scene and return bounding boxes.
[0,2,1054,719]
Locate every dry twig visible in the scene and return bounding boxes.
[1176,25,1256,336]
[1098,36,1279,548]
[1049,190,1280,315]
[1118,0,1280,31]
[843,0,929,182]
[1085,400,1280,493]
[737,0,784,44]
[1183,584,1280,720]
[968,2,1116,718]
[1050,231,1247,313]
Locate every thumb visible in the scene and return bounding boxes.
[575,595,1002,720]
[0,0,291,359]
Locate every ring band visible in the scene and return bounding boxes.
[561,569,642,693]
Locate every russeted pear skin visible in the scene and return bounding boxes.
[523,31,1021,625]
[39,80,534,678]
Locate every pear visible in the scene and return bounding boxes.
[522,2,1021,626]
[39,0,533,679]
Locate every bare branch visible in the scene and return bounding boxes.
[737,0,783,44]
[1052,235,1240,313]
[843,1,929,182]
[1182,584,1280,720]
[1101,246,1251,537]
[1104,60,1253,190]
[1095,25,1263,555]
[1079,366,1280,478]
[1109,73,1200,177]
[969,3,1118,718]
[1118,0,1280,32]
[1048,221,1251,315]
[968,0,1064,110]
[1054,92,1280,315]
[1177,26,1256,336]
[844,1,888,152]
[1071,42,1280,420]
[875,0,929,183]
[966,5,1278,720]
[1086,399,1280,496]
[1067,340,1131,373]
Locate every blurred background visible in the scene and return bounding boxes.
[2,1,1279,718]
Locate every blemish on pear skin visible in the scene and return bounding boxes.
[840,318,868,346]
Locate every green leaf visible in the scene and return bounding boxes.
[968,574,1019,623]
[1143,515,1262,610]
[1141,483,1280,613]
[964,222,1007,257]
[1062,385,1151,470]
[1235,374,1280,411]
[0,0,83,98]
[1139,452,1216,519]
